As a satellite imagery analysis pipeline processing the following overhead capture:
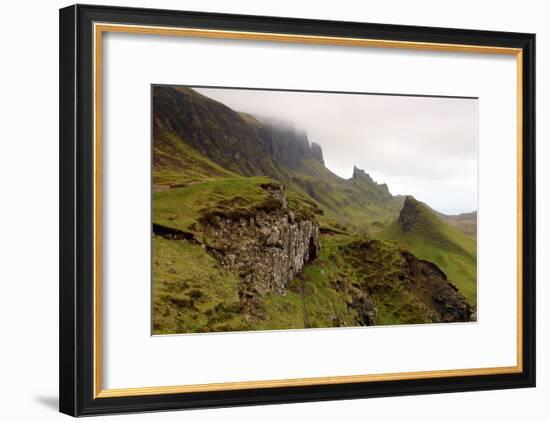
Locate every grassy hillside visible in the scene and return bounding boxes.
[153,129,237,190]
[153,237,246,334]
[152,231,362,334]
[380,197,477,304]
[151,86,477,334]
[154,176,276,233]
[259,232,465,329]
[154,227,472,334]
[287,159,404,233]
[153,86,288,180]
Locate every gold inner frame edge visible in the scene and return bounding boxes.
[92,22,524,399]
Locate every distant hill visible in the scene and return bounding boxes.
[437,211,477,237]
[379,196,477,303]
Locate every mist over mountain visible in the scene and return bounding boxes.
[153,86,407,234]
[194,86,478,215]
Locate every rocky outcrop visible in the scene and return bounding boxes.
[399,196,420,232]
[200,183,320,312]
[352,165,374,182]
[348,166,398,207]
[153,223,198,242]
[400,251,474,322]
[310,142,324,165]
[398,195,440,233]
[350,290,377,326]
[257,119,325,169]
[345,240,475,324]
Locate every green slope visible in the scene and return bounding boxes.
[152,176,324,334]
[379,196,477,304]
[153,129,238,190]
[154,176,277,233]
[436,210,477,237]
[154,226,474,333]
[286,159,404,234]
[153,237,246,334]
[260,232,463,329]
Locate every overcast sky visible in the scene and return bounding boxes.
[194,87,478,215]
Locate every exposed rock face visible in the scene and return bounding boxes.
[200,184,320,312]
[350,290,377,326]
[400,251,474,322]
[348,166,399,207]
[257,120,325,169]
[153,86,326,179]
[352,165,374,182]
[399,197,419,232]
[153,223,198,242]
[310,142,324,165]
[398,195,436,233]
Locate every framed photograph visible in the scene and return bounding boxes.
[59,4,535,417]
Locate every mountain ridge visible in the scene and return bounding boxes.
[153,86,404,234]
[151,85,477,333]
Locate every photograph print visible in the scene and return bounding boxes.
[152,85,478,335]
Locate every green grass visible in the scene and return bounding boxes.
[153,176,278,233]
[256,233,359,330]
[153,232,360,334]
[153,129,238,188]
[152,237,246,334]
[153,227,470,333]
[154,174,324,237]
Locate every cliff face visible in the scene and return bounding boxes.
[345,240,475,323]
[153,86,276,178]
[200,183,320,314]
[400,251,474,322]
[153,86,324,179]
[256,120,324,169]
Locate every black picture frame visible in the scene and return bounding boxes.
[59,4,536,417]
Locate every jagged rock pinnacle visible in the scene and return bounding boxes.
[398,196,441,233]
[310,142,324,164]
[352,166,373,182]
[399,196,420,232]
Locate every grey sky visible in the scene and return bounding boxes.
[195,87,478,215]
